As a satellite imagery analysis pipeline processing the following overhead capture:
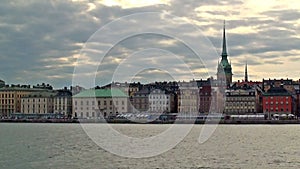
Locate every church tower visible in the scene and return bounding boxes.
[245,61,248,82]
[217,21,233,87]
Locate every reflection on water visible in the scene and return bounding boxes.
[0,123,300,169]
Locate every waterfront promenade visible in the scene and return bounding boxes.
[1,118,300,124]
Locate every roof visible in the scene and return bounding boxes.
[73,89,128,98]
[0,87,48,92]
[134,88,150,96]
[263,87,292,96]
[56,90,72,97]
[23,91,58,98]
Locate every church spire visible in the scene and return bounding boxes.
[221,20,228,59]
[245,61,248,82]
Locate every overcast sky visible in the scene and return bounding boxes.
[1,0,300,88]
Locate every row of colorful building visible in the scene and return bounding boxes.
[0,78,299,119]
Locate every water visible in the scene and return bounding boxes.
[0,123,300,169]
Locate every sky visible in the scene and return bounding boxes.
[1,0,300,88]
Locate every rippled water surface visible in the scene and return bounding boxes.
[0,123,300,169]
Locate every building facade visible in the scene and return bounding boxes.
[73,89,128,118]
[0,85,46,116]
[21,91,57,114]
[177,81,199,113]
[262,87,293,118]
[224,88,256,114]
[197,79,212,114]
[130,88,150,113]
[148,89,175,113]
[53,89,72,118]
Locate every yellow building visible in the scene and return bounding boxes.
[0,85,46,116]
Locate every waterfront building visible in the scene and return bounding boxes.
[21,91,57,114]
[177,81,199,113]
[216,21,233,87]
[53,89,72,118]
[0,85,47,117]
[130,88,150,113]
[262,86,293,118]
[148,89,175,113]
[197,78,212,114]
[72,89,128,118]
[224,88,256,114]
[142,81,179,112]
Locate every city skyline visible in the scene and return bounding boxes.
[1,0,300,88]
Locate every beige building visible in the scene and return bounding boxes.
[224,88,256,114]
[0,85,45,116]
[21,91,57,114]
[73,89,128,119]
[177,81,199,113]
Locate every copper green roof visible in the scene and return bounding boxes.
[73,89,128,98]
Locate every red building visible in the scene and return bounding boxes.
[197,78,212,114]
[296,89,300,117]
[262,87,293,119]
[199,85,212,113]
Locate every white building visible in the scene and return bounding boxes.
[72,89,128,119]
[149,89,175,113]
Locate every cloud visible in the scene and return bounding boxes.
[1,0,300,88]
